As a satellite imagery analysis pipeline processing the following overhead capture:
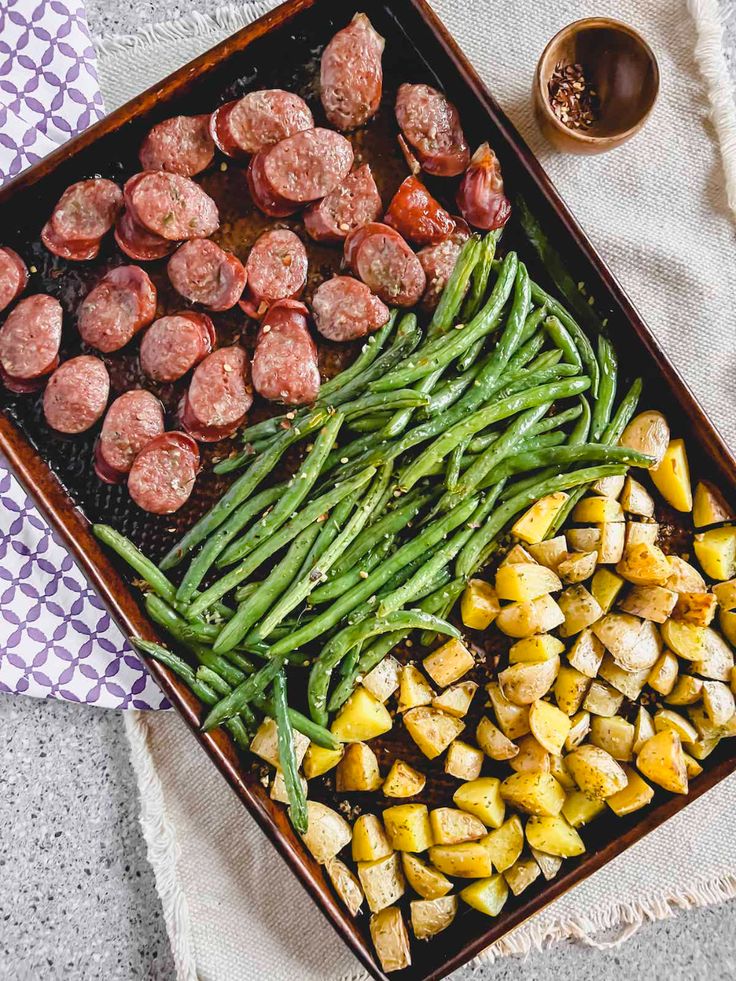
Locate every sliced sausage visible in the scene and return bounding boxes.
[210,90,313,157]
[417,225,470,310]
[395,83,470,177]
[320,13,384,131]
[140,312,215,383]
[456,142,511,231]
[41,221,101,262]
[127,172,219,241]
[180,346,253,442]
[47,179,123,244]
[344,222,426,307]
[77,265,157,353]
[114,209,175,262]
[241,228,308,319]
[0,294,62,393]
[0,247,29,312]
[311,276,390,342]
[384,175,456,247]
[128,432,200,514]
[43,355,110,434]
[251,299,320,405]
[246,151,299,218]
[303,164,382,244]
[94,389,165,484]
[139,115,215,177]
[167,240,246,311]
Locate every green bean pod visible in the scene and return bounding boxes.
[273,671,309,833]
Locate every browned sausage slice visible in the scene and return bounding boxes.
[210,90,313,157]
[94,389,165,484]
[456,142,511,231]
[0,247,29,313]
[384,175,456,246]
[344,222,426,307]
[0,294,63,393]
[246,151,299,218]
[167,240,246,311]
[417,224,470,310]
[114,209,175,262]
[303,164,382,244]
[48,179,123,244]
[43,355,110,434]
[127,172,219,241]
[139,115,215,177]
[77,265,157,353]
[260,128,354,205]
[180,346,253,442]
[395,83,470,177]
[311,276,390,342]
[320,13,384,131]
[41,221,101,262]
[251,299,320,405]
[128,432,200,514]
[139,312,215,383]
[241,228,308,319]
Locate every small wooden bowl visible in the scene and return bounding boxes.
[533,18,659,154]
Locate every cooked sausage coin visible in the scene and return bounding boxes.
[43,355,110,434]
[320,13,384,131]
[251,299,320,405]
[77,265,157,353]
[128,432,200,514]
[395,83,470,177]
[139,115,215,177]
[0,294,63,393]
[180,346,253,442]
[311,276,390,342]
[140,312,215,383]
[167,239,246,311]
[94,389,165,484]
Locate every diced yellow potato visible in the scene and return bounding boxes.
[481,814,524,871]
[525,814,585,857]
[383,804,433,853]
[567,628,604,678]
[486,682,531,739]
[566,744,628,798]
[336,742,382,792]
[713,579,736,611]
[549,753,576,791]
[583,679,624,717]
[567,526,603,553]
[496,594,565,638]
[702,680,736,726]
[661,619,707,661]
[512,492,569,544]
[503,857,541,896]
[625,521,659,547]
[476,715,519,761]
[370,906,411,972]
[619,585,677,623]
[301,801,352,863]
[557,585,603,636]
[325,858,364,916]
[433,680,477,718]
[528,535,568,570]
[619,410,669,467]
[592,473,626,498]
[632,705,656,754]
[590,715,635,760]
[460,874,509,915]
[303,743,344,780]
[509,634,565,665]
[453,777,505,829]
[665,674,704,705]
[687,704,729,741]
[620,476,656,516]
[530,847,563,880]
[572,495,624,523]
[557,551,598,584]
[682,735,721,760]
[460,578,500,629]
[429,842,493,878]
[565,711,591,751]
[499,656,560,705]
[692,629,734,681]
[529,699,572,754]
[665,555,707,593]
[398,664,435,713]
[606,766,655,816]
[423,638,475,688]
[495,563,562,602]
[270,770,307,805]
[693,480,734,528]
[445,740,484,781]
[352,814,393,863]
[401,852,452,899]
[251,717,309,769]
[410,895,458,940]
[382,759,426,799]
[617,541,671,586]
[362,655,401,703]
[508,733,551,774]
[636,730,688,793]
[682,751,704,778]
[598,522,627,564]
[673,591,717,626]
[331,687,393,742]
[693,527,736,581]
[499,544,538,566]
[404,707,464,759]
[561,789,606,827]
[598,655,650,700]
[430,807,486,845]
[591,568,625,613]
[650,438,692,512]
[648,650,679,696]
[593,613,646,668]
[500,772,565,816]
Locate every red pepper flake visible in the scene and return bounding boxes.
[548,62,600,130]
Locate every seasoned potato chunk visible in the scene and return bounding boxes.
[619,410,669,467]
[673,591,717,626]
[702,680,736,727]
[476,715,519,760]
[561,789,606,827]
[382,759,426,799]
[713,578,736,611]
[592,473,626,498]
[499,657,560,705]
[304,743,343,779]
[486,681,531,739]
[567,628,605,677]
[429,842,493,878]
[594,613,658,671]
[665,555,706,594]
[398,664,434,712]
[528,535,568,570]
[512,492,569,544]
[503,857,542,896]
[557,584,603,636]
[530,847,563,880]
[401,852,452,899]
[647,650,679,696]
[617,541,671,586]
[598,655,650,700]
[554,664,592,715]
[625,521,659,547]
[591,567,625,613]
[529,699,572,754]
[410,895,458,940]
[433,680,478,718]
[423,638,475,688]
[565,710,591,751]
[404,707,464,759]
[558,550,598,584]
[525,815,585,857]
[632,705,656,754]
[693,527,736,581]
[508,734,551,774]
[331,686,392,742]
[500,771,565,816]
[566,744,627,798]
[693,480,734,528]
[453,777,505,829]
[665,674,704,705]
[301,801,352,863]
[654,708,699,744]
[481,814,524,871]
[583,679,624,717]
[325,858,364,916]
[496,594,565,638]
[661,619,707,661]
[445,740,484,781]
[606,766,655,816]
[460,875,509,916]
[383,804,433,853]
[509,634,565,664]
[567,526,602,553]
[429,807,486,845]
[650,438,692,512]
[270,771,307,805]
[619,585,677,622]
[370,906,411,972]
[336,742,382,792]
[495,563,562,602]
[251,717,309,769]
[590,715,635,760]
[620,476,655,516]
[460,578,500,629]
[598,522,626,564]
[352,814,393,863]
[572,495,624,523]
[636,730,688,793]
[362,655,401,703]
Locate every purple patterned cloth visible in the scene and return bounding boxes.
[0,0,168,709]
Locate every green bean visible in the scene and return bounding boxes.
[341,388,430,419]
[460,231,499,324]
[427,235,482,336]
[417,577,467,646]
[420,362,482,418]
[486,361,577,403]
[484,443,653,493]
[273,671,308,833]
[544,314,582,369]
[468,403,582,454]
[379,366,447,440]
[196,664,232,697]
[252,695,339,750]
[347,413,392,433]
[529,280,599,396]
[591,336,618,441]
[202,652,290,731]
[308,534,394,604]
[293,494,355,584]
[233,581,259,605]
[504,324,546,373]
[445,440,467,491]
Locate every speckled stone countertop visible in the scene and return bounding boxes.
[2,2,736,979]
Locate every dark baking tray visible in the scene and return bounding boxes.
[1,2,734,979]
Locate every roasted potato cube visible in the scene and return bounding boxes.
[370,906,410,972]
[683,735,721,760]
[301,801,352,863]
[429,842,493,878]
[382,759,426,799]
[445,740,484,781]
[476,716,519,761]
[270,770,308,805]
[636,730,688,793]
[606,766,655,817]
[692,629,734,681]
[460,874,509,916]
[619,584,677,623]
[665,555,707,594]
[693,480,734,528]
[498,544,537,566]
[617,541,671,586]
[509,634,565,665]
[554,664,592,716]
[598,522,626,564]
[713,578,736,611]
[486,682,531,739]
[453,777,505,829]
[682,751,704,778]
[336,742,382,792]
[325,858,364,916]
[525,814,585,857]
[625,521,659,547]
[500,772,565,816]
[567,628,605,678]
[665,674,704,705]
[598,655,650,700]
[529,699,572,754]
[632,705,656,754]
[401,852,452,899]
[499,656,560,705]
[423,638,475,688]
[567,526,603,553]
[561,789,606,827]
[528,535,568,570]
[303,743,343,779]
[410,895,458,940]
[687,704,728,741]
[383,804,433,853]
[557,585,602,636]
[495,563,562,602]
[503,857,542,896]
[693,526,736,581]
[592,473,626,498]
[583,679,624,717]
[572,495,624,523]
[565,711,591,751]
[591,568,625,613]
[725,610,736,646]
[549,753,576,791]
[619,410,669,467]
[433,680,477,718]
[496,594,565,638]
[362,655,401,703]
[650,438,692,512]
[566,744,627,798]
[648,650,679,696]
[673,591,717,626]
[702,680,736,726]
[398,664,435,712]
[251,717,309,769]
[512,492,569,544]
[530,847,564,880]
[661,619,707,661]
[593,613,649,669]
[331,686,393,742]
[620,475,656,516]
[557,551,598,584]
[590,715,635,761]
[352,814,393,863]
[481,814,524,871]
[508,733,551,774]
[430,807,486,845]
[404,707,464,759]
[460,578,500,629]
